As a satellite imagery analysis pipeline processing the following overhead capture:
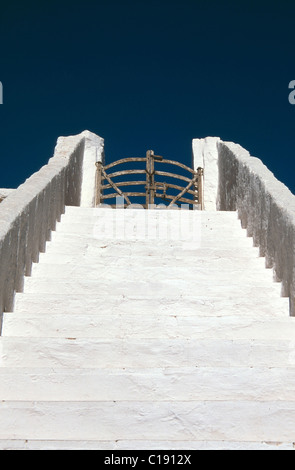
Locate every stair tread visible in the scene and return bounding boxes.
[21,279,283,298]
[2,314,295,338]
[1,337,295,368]
[0,439,293,450]
[0,366,295,402]
[13,292,289,318]
[1,206,292,448]
[0,400,295,442]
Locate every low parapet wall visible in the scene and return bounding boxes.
[0,189,15,202]
[0,130,104,325]
[193,137,295,315]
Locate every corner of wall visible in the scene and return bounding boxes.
[217,138,295,316]
[80,130,105,207]
[0,129,105,325]
[51,130,105,208]
[192,137,220,210]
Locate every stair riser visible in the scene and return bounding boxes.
[13,293,288,317]
[37,253,266,268]
[1,339,295,368]
[29,264,274,284]
[54,222,245,237]
[3,315,295,339]
[50,231,253,247]
[0,367,294,401]
[0,439,292,450]
[59,212,241,229]
[63,206,239,216]
[22,278,282,297]
[42,245,260,260]
[0,401,295,442]
[60,210,240,223]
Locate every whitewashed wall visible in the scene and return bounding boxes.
[0,130,104,324]
[0,189,14,202]
[192,137,220,211]
[193,137,295,315]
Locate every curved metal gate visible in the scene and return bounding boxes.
[95,150,203,209]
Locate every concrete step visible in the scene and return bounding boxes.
[29,263,275,284]
[22,276,283,298]
[1,337,295,368]
[42,241,261,261]
[56,209,245,242]
[61,206,241,220]
[0,439,293,450]
[37,252,266,268]
[1,206,293,449]
[57,212,244,227]
[0,400,295,442]
[54,220,246,237]
[3,314,295,339]
[62,206,241,222]
[49,229,254,247]
[0,366,295,402]
[13,292,289,317]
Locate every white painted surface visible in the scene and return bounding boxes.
[0,130,103,316]
[1,129,295,448]
[0,207,294,449]
[0,189,14,201]
[192,136,295,316]
[1,366,295,401]
[217,140,295,315]
[192,137,220,210]
[1,400,295,442]
[80,130,104,207]
[0,439,292,450]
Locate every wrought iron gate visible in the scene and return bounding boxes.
[95,150,203,209]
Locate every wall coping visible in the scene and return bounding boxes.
[0,130,104,324]
[193,137,295,315]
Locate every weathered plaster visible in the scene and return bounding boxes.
[80,131,104,207]
[0,130,104,322]
[192,137,220,211]
[0,189,14,203]
[192,136,295,315]
[0,206,293,447]
[217,141,295,314]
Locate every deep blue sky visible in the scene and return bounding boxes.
[0,0,294,193]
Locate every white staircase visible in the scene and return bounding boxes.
[1,206,295,450]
